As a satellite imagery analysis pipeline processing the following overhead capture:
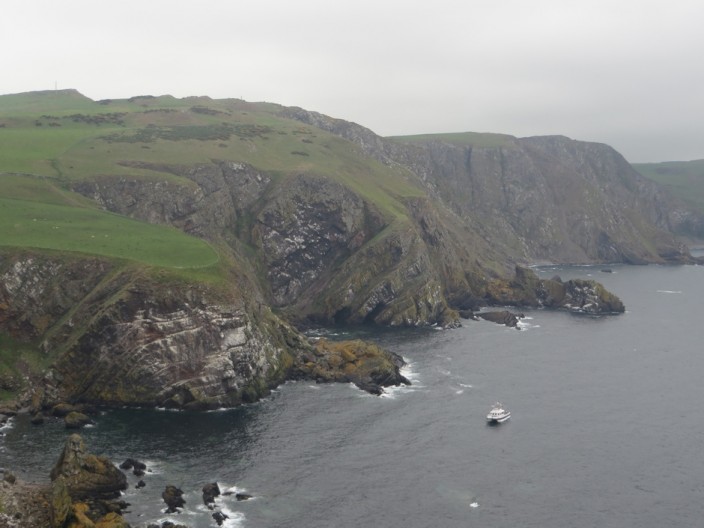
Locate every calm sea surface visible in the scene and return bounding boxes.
[2,263,704,528]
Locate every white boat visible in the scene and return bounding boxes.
[486,402,511,423]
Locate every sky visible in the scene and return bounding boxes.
[2,0,703,163]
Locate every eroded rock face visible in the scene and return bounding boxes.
[72,161,271,239]
[0,252,304,410]
[252,174,386,307]
[48,289,298,409]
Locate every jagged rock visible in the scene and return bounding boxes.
[292,339,410,395]
[136,480,146,489]
[3,470,16,484]
[30,412,44,425]
[202,482,220,507]
[162,485,185,513]
[48,435,128,528]
[119,457,147,474]
[478,310,524,328]
[486,266,625,314]
[212,510,229,526]
[64,411,93,429]
[50,434,127,501]
[235,493,253,501]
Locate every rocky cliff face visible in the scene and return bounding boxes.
[66,116,683,330]
[0,252,303,409]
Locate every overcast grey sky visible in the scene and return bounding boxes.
[2,0,702,162]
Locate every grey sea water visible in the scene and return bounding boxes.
[2,263,704,527]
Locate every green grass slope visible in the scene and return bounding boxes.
[634,159,704,212]
[0,89,429,275]
[0,173,218,270]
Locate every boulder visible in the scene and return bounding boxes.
[64,411,93,429]
[212,510,229,526]
[202,482,220,507]
[477,310,524,328]
[162,485,185,513]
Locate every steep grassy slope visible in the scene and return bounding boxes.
[634,159,704,212]
[1,175,219,270]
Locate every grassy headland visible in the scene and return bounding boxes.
[634,159,704,212]
[0,89,429,279]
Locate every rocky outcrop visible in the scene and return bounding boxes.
[485,266,625,314]
[50,434,127,500]
[478,310,524,328]
[72,160,271,240]
[292,339,410,395]
[0,252,307,410]
[162,485,186,513]
[50,434,128,527]
[251,174,387,307]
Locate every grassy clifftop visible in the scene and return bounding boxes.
[634,159,704,212]
[0,90,427,277]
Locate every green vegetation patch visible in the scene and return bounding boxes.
[0,334,46,399]
[0,197,219,269]
[387,131,516,148]
[634,159,704,212]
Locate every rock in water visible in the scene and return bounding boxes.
[64,411,93,429]
[49,434,127,500]
[49,434,128,527]
[202,482,221,507]
[292,338,411,395]
[162,485,186,513]
[213,510,229,526]
[477,310,524,328]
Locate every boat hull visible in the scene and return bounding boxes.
[486,413,511,423]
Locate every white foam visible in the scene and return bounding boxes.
[0,417,14,432]
[459,383,473,388]
[455,389,464,395]
[470,501,479,508]
[656,290,682,294]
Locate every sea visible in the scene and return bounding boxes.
[2,262,704,528]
